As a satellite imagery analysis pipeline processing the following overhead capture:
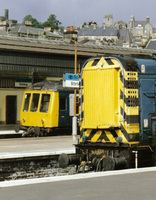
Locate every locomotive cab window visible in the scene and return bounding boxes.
[40,94,50,113]
[30,93,40,112]
[59,97,66,110]
[23,93,31,111]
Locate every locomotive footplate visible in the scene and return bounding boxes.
[59,143,131,172]
[58,143,156,172]
[75,143,130,171]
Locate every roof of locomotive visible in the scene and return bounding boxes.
[115,55,139,71]
[116,55,156,73]
[26,81,74,92]
[84,55,139,71]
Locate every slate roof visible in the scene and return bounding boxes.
[116,29,132,46]
[146,39,156,50]
[78,27,118,37]
[0,30,7,36]
[9,25,62,38]
[119,29,132,41]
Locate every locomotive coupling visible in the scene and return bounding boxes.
[58,153,83,168]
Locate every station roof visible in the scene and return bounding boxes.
[0,35,156,57]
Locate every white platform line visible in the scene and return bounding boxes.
[1,167,156,188]
[0,130,23,135]
[0,149,75,159]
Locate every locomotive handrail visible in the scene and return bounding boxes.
[143,92,156,98]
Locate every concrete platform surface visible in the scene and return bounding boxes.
[1,167,156,200]
[0,136,76,159]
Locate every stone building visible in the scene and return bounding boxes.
[103,14,113,28]
[9,25,63,40]
[0,9,17,31]
[78,26,118,45]
[129,16,153,37]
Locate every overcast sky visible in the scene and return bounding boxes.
[0,0,156,27]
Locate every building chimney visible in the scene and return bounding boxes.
[5,9,8,20]
[146,16,150,23]
[25,21,32,26]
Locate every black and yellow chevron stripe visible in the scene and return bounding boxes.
[80,128,139,144]
[79,57,140,145]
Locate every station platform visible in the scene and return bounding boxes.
[0,124,23,138]
[1,167,156,199]
[0,136,76,159]
[0,130,23,136]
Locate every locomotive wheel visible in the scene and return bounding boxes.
[34,127,40,137]
[39,131,44,137]
[102,156,115,171]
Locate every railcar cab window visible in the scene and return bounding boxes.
[23,93,31,111]
[59,97,66,110]
[40,94,50,113]
[30,94,40,112]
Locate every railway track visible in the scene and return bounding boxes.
[0,153,76,181]
[0,135,76,181]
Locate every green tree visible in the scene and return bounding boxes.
[82,21,97,27]
[22,15,40,28]
[22,14,63,32]
[41,14,62,31]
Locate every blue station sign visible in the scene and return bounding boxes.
[63,73,79,88]
[65,73,79,81]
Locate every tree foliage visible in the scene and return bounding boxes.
[40,14,62,31]
[22,14,62,32]
[82,21,97,27]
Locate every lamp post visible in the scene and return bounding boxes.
[74,40,77,117]
[72,39,78,141]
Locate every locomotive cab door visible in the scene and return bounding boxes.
[151,115,156,143]
[139,77,156,143]
[59,92,71,127]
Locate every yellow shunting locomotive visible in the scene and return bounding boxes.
[59,55,156,171]
[18,81,75,136]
